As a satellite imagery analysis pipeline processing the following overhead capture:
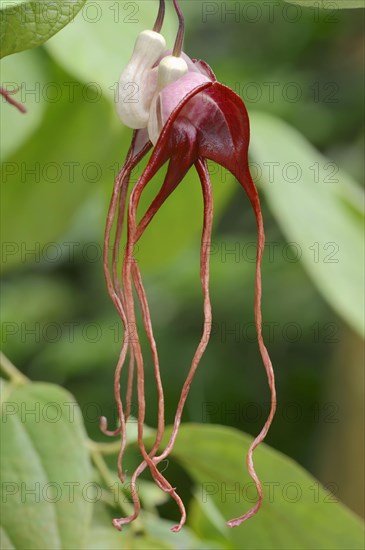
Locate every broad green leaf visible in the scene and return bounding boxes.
[0,380,93,549]
[142,515,225,549]
[169,424,365,550]
[86,527,129,549]
[189,491,231,547]
[44,0,177,101]
[249,111,364,337]
[87,527,176,550]
[0,527,15,549]
[0,49,47,159]
[87,507,225,549]
[0,0,87,58]
[285,0,365,8]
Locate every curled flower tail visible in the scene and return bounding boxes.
[226,170,277,527]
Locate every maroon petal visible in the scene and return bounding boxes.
[136,117,198,239]
[137,80,256,232]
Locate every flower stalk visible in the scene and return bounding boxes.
[153,0,165,33]
[172,0,185,56]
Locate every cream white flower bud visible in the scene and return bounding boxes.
[148,55,189,145]
[116,30,166,129]
[156,55,188,90]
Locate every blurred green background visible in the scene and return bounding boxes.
[1,1,364,548]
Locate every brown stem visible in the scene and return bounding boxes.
[172,0,185,57]
[0,87,26,113]
[153,0,165,32]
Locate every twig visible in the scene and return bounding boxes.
[0,352,29,385]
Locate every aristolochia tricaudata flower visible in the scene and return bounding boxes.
[101,0,276,533]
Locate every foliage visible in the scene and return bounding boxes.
[1,367,364,549]
[0,0,87,58]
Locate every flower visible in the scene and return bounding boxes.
[116,30,167,129]
[102,0,276,534]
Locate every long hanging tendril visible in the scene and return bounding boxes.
[101,0,277,533]
[100,2,189,529]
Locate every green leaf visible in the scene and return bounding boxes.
[169,424,365,550]
[0,380,93,549]
[142,515,225,549]
[0,527,15,549]
[86,527,175,550]
[189,492,231,547]
[87,502,225,550]
[86,526,129,549]
[249,111,364,338]
[0,49,47,159]
[284,0,365,8]
[0,0,87,58]
[44,0,177,101]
